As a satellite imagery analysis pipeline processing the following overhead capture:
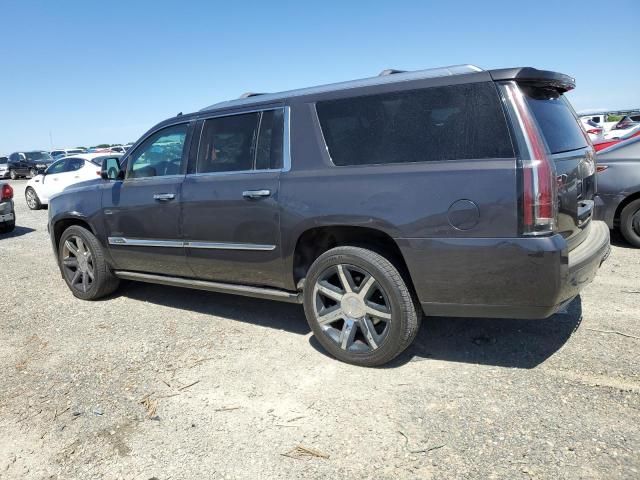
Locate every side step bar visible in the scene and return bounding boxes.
[114,271,303,304]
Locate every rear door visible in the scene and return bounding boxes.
[102,122,193,276]
[181,108,286,287]
[519,85,595,248]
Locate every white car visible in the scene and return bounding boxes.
[50,148,87,159]
[580,118,605,143]
[24,153,121,210]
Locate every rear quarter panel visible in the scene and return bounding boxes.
[279,101,519,290]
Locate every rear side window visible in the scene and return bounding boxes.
[197,109,285,173]
[316,82,513,166]
[66,158,84,171]
[256,109,284,170]
[521,86,588,154]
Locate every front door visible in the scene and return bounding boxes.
[181,108,286,288]
[102,122,193,276]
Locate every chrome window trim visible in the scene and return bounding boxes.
[108,237,275,251]
[190,106,291,177]
[123,174,186,183]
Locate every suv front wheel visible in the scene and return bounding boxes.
[58,225,120,300]
[303,246,421,367]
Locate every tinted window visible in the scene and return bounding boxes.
[128,124,188,179]
[198,113,259,173]
[256,109,284,170]
[66,158,84,171]
[522,87,588,154]
[0,157,7,164]
[316,82,513,166]
[46,160,67,174]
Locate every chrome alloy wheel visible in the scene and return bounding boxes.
[26,189,38,209]
[61,235,95,293]
[313,264,392,353]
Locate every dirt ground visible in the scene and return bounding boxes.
[0,178,638,479]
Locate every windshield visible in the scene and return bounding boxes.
[25,151,53,162]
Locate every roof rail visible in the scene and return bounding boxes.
[239,92,267,99]
[201,64,485,112]
[378,69,407,76]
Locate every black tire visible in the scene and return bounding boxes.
[9,169,17,180]
[58,225,120,300]
[25,187,42,210]
[29,168,37,178]
[620,198,640,248]
[303,246,421,367]
[0,220,15,233]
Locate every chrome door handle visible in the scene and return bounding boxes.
[242,189,271,199]
[153,193,176,201]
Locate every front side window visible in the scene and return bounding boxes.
[128,124,188,179]
[197,109,285,173]
[316,82,514,166]
[46,159,67,175]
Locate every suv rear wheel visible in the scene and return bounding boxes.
[620,198,640,248]
[303,246,421,366]
[9,169,17,180]
[58,225,120,300]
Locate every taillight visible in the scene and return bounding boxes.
[1,184,13,201]
[596,165,608,173]
[502,82,557,236]
[586,128,602,135]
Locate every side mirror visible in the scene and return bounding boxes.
[101,157,124,180]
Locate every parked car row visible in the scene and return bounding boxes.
[578,109,640,151]
[24,153,122,209]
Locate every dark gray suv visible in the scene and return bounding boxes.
[48,65,610,366]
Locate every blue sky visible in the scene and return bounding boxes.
[1,0,638,153]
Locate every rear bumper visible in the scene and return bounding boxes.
[397,221,610,319]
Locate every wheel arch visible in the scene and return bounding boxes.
[290,225,414,294]
[52,215,99,255]
[614,190,640,226]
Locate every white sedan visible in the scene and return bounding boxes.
[24,153,121,210]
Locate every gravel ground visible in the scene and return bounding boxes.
[0,179,638,479]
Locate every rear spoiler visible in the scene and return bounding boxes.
[489,67,575,93]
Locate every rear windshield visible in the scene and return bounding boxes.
[316,82,514,166]
[522,86,588,154]
[0,157,7,164]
